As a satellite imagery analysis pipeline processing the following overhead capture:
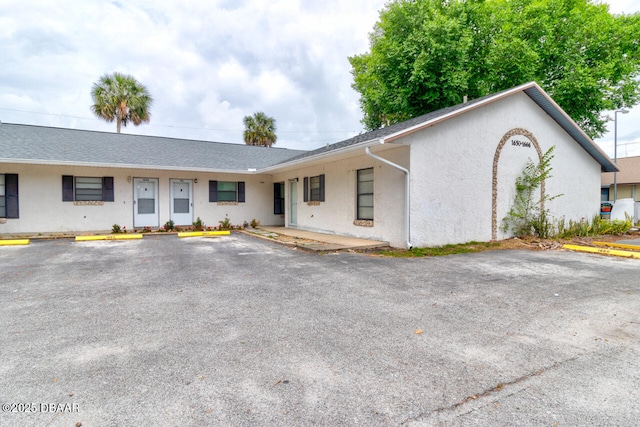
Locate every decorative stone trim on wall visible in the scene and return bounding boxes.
[491,128,544,240]
[217,201,238,206]
[307,201,320,206]
[353,219,374,227]
[73,201,104,206]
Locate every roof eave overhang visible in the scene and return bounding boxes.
[259,138,386,173]
[381,84,534,143]
[1,82,618,174]
[0,158,261,174]
[264,81,619,174]
[521,83,619,173]
[264,85,541,170]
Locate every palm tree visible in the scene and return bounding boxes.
[243,112,277,147]
[91,72,153,133]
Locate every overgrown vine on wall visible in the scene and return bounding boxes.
[502,146,562,238]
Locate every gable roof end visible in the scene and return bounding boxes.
[521,83,617,173]
[269,82,618,173]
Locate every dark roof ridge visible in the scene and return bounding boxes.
[277,86,499,164]
[272,82,617,173]
[0,122,297,151]
[0,122,306,170]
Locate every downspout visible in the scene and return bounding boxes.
[365,142,412,249]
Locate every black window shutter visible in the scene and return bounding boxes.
[238,182,245,203]
[5,174,19,218]
[209,181,218,202]
[102,177,114,202]
[303,177,309,202]
[62,175,74,201]
[274,183,281,214]
[274,182,281,199]
[319,174,325,202]
[275,183,285,214]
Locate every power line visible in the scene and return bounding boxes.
[0,107,96,122]
[0,107,362,135]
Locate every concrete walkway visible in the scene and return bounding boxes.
[249,226,389,252]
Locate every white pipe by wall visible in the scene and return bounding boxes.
[365,145,412,249]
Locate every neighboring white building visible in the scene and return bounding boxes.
[601,155,640,222]
[0,82,617,247]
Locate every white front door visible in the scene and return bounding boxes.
[289,180,298,226]
[170,179,193,225]
[133,178,159,227]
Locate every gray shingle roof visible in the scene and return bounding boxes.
[0,82,617,173]
[0,123,305,172]
[277,90,502,164]
[275,82,618,173]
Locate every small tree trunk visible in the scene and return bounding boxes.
[116,101,126,133]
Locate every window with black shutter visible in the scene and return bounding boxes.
[209,181,246,203]
[62,175,114,202]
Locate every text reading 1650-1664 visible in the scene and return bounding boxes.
[512,139,532,148]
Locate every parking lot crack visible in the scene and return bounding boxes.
[400,354,583,425]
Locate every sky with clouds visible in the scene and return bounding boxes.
[1,0,639,157]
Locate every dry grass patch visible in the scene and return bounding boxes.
[367,232,640,258]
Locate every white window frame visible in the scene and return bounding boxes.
[357,168,374,220]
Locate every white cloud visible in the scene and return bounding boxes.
[1,0,388,148]
[217,59,251,88]
[255,69,299,105]
[604,0,640,14]
[1,0,638,153]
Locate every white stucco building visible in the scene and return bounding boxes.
[0,82,617,247]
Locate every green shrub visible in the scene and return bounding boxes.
[610,217,632,235]
[552,214,632,239]
[219,217,232,230]
[192,217,204,231]
[502,147,562,238]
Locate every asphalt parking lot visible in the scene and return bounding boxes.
[1,233,639,426]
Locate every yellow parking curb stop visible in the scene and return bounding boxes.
[563,244,640,259]
[75,234,143,241]
[178,231,231,238]
[0,239,30,246]
[592,241,640,251]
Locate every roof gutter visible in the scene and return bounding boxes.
[260,138,383,173]
[365,141,412,249]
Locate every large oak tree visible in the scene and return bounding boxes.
[349,0,640,138]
